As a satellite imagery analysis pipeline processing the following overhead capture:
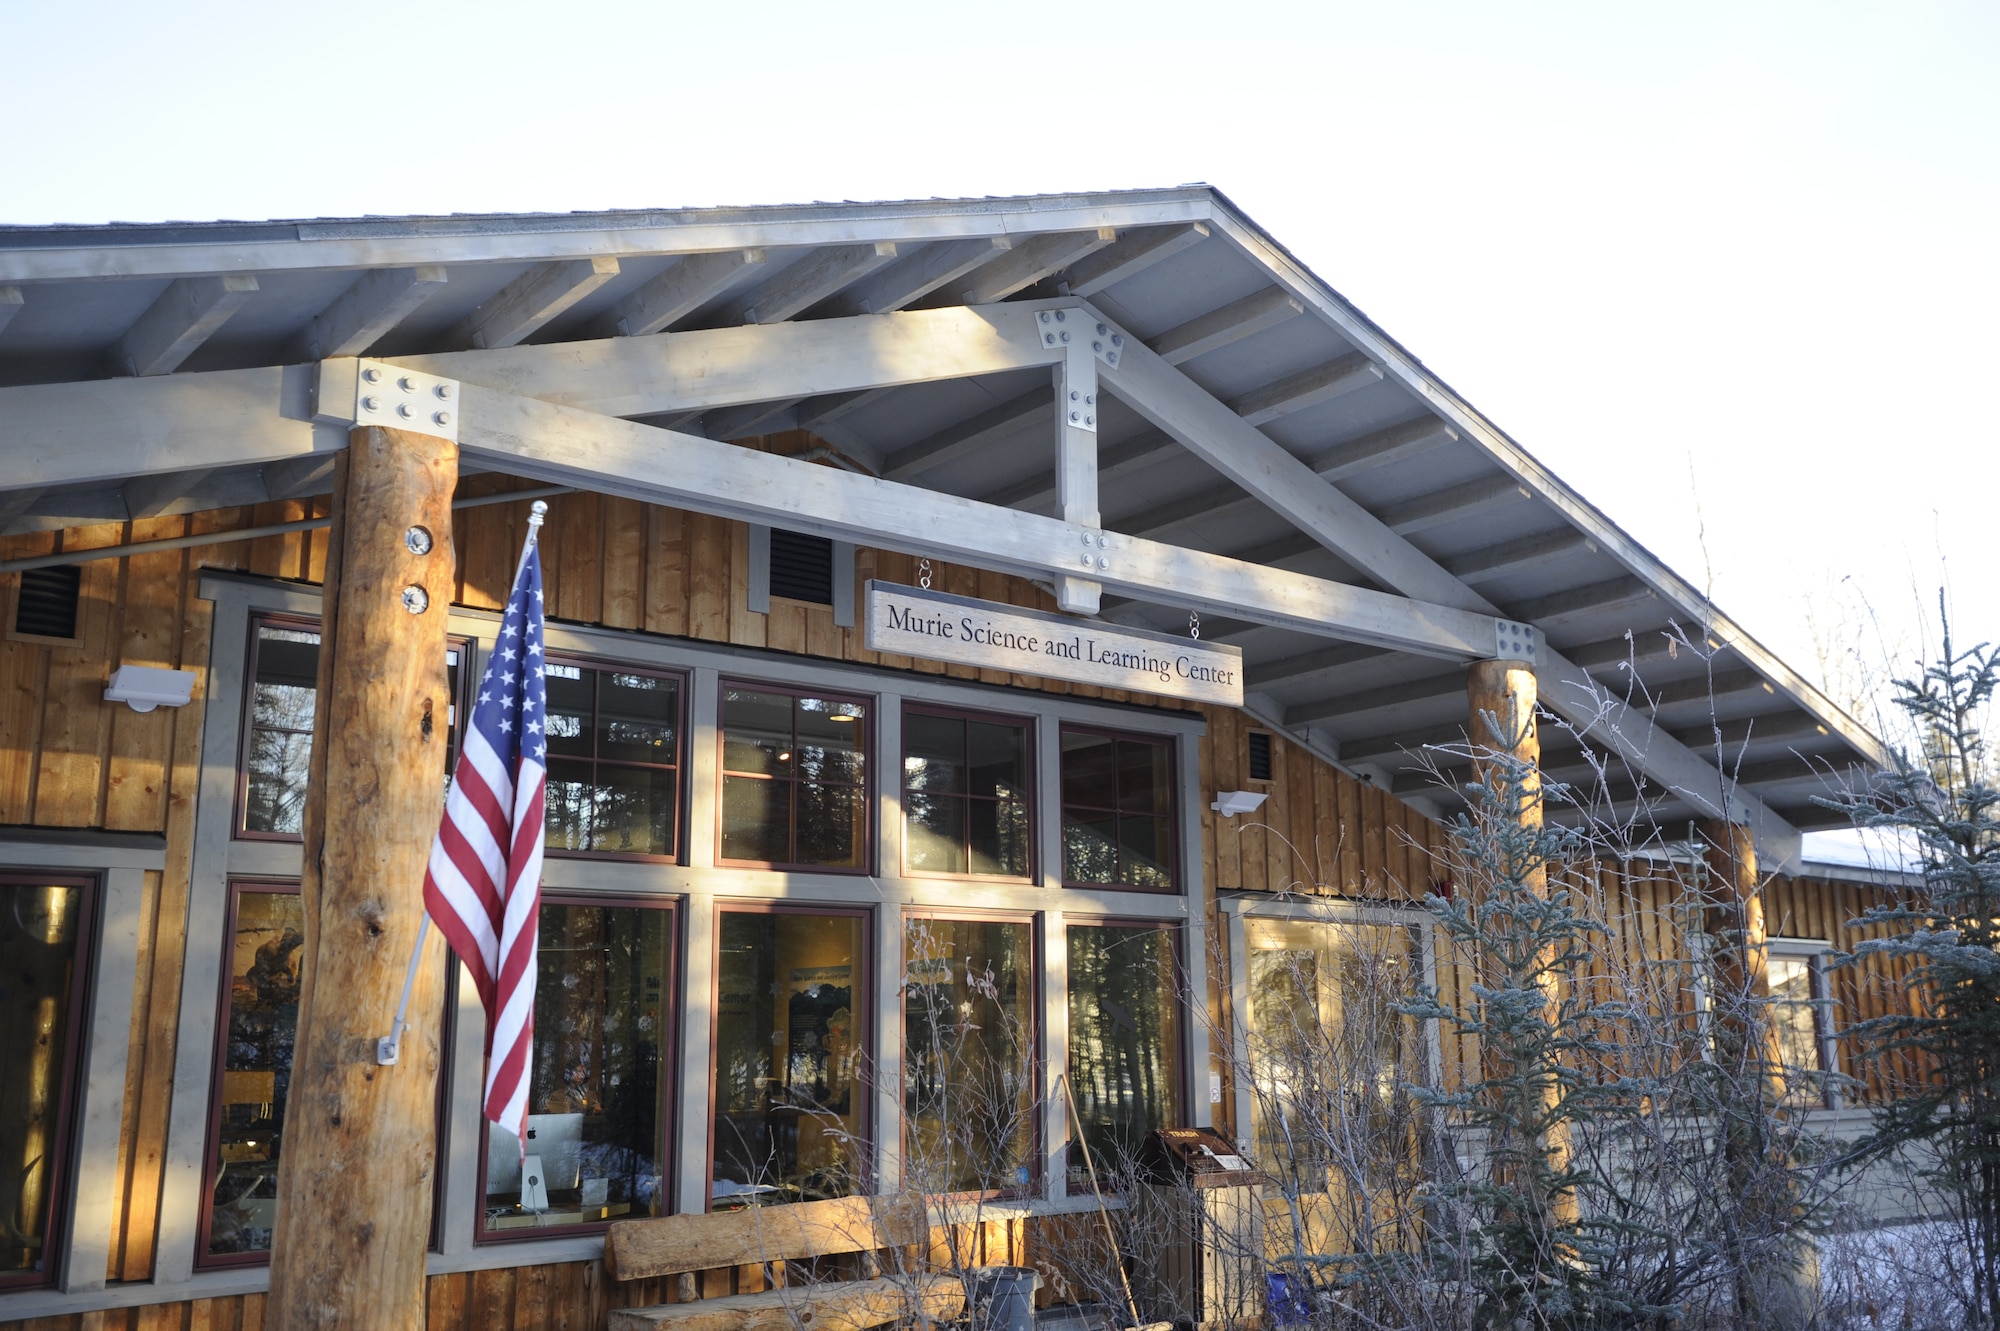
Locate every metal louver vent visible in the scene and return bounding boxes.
[769,529,834,605]
[14,565,82,640]
[1246,730,1274,782]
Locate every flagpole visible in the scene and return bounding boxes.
[376,499,550,1067]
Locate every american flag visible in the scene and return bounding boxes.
[423,509,548,1148]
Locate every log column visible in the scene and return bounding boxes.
[268,423,457,1330]
[1466,658,1578,1226]
[1699,817,1815,1326]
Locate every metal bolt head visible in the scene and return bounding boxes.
[1085,415,1094,426]
[1070,410,1081,423]
[1096,323,1108,336]
[434,383,454,401]
[1059,331,1070,342]
[361,366,383,383]
[1097,534,1107,547]
[361,394,380,411]
[401,585,430,614]
[397,402,415,419]
[1092,341,1102,353]
[404,526,434,556]
[399,375,420,393]
[433,410,452,428]
[1080,553,1093,567]
[1040,312,1052,323]
[1111,334,1124,348]
[1085,394,1094,405]
[1070,389,1080,401]
[1097,556,1108,569]
[1045,333,1056,345]
[1054,310,1066,322]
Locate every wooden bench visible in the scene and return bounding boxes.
[604,1195,966,1331]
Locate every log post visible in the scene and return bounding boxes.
[267,423,458,1330]
[1699,817,1816,1326]
[1466,658,1579,1227]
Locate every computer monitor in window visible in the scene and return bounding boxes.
[486,1112,585,1203]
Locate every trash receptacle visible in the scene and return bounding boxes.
[970,1265,1042,1331]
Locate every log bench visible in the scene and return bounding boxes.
[604,1195,966,1331]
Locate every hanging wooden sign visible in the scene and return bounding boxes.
[864,581,1243,705]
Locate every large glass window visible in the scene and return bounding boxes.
[1066,921,1181,1184]
[239,618,464,838]
[903,914,1037,1197]
[482,899,676,1236]
[712,908,867,1208]
[1769,948,1832,1106]
[543,661,684,858]
[719,686,869,870]
[1243,915,1423,1181]
[1061,729,1177,890]
[902,707,1032,879]
[202,883,304,1263]
[0,874,92,1289]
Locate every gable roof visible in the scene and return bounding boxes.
[0,186,1888,848]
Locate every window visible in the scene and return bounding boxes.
[240,618,465,838]
[0,873,93,1289]
[904,914,1037,1197]
[543,661,685,858]
[1243,914,1423,1180]
[712,907,867,1208]
[1061,729,1177,890]
[902,707,1032,879]
[201,883,304,1263]
[482,898,677,1237]
[1066,921,1180,1185]
[1769,944,1835,1106]
[719,686,869,870]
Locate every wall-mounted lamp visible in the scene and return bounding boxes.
[104,665,197,713]
[1210,790,1269,817]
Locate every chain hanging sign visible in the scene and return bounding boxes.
[865,581,1244,706]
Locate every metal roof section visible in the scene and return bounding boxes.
[0,187,1888,857]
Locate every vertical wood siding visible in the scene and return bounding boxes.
[0,491,1913,1330]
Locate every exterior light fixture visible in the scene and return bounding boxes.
[103,665,197,713]
[1210,790,1268,817]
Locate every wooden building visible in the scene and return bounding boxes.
[0,188,1900,1329]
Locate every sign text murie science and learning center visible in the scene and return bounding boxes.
[863,581,1245,706]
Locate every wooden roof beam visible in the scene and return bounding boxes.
[589,249,766,338]
[1244,642,1392,690]
[0,285,21,337]
[1507,575,1655,629]
[1226,352,1384,427]
[1287,670,1471,727]
[1146,286,1303,366]
[1058,223,1209,297]
[108,274,259,376]
[296,265,448,360]
[943,229,1117,305]
[1378,473,1532,537]
[883,388,1050,482]
[824,238,1012,316]
[716,243,900,325]
[0,488,43,532]
[1447,528,1596,583]
[446,256,621,349]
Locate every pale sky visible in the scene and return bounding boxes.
[6,0,1995,742]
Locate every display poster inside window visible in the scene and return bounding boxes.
[864,581,1244,706]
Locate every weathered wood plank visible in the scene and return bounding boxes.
[32,522,124,826]
[601,496,646,632]
[103,516,186,831]
[609,1273,964,1331]
[605,1195,927,1281]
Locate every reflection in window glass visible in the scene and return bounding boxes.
[243,626,320,835]
[1061,730,1175,889]
[1244,916,1421,1182]
[905,916,1036,1196]
[0,876,88,1287]
[483,901,674,1234]
[241,622,462,837]
[712,911,865,1208]
[1067,923,1179,1185]
[720,687,868,869]
[1769,952,1829,1105]
[205,886,304,1259]
[543,663,683,857]
[903,709,1031,878]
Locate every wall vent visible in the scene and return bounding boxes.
[769,529,834,605]
[13,565,82,640]
[1246,730,1274,782]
